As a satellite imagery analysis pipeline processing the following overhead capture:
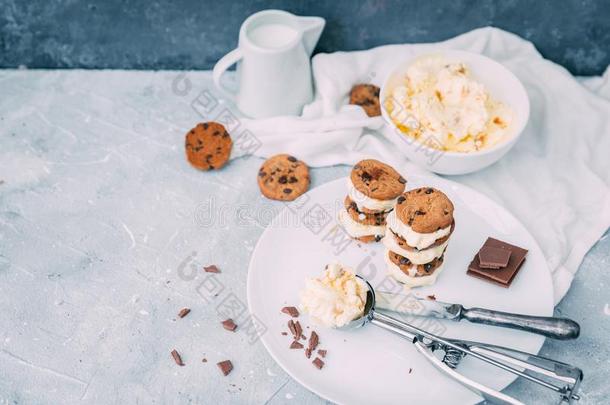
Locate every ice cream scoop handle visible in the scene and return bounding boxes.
[461,308,580,340]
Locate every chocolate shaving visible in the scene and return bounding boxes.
[217,360,233,376]
[426,295,436,301]
[305,348,312,358]
[222,318,237,332]
[287,320,297,337]
[171,349,184,366]
[294,321,302,339]
[308,331,319,351]
[290,341,304,349]
[312,357,325,369]
[287,320,303,340]
[178,308,191,318]
[317,349,327,358]
[204,265,221,273]
[281,332,288,336]
[202,358,208,363]
[281,306,300,317]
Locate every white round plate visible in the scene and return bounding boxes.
[247,175,553,404]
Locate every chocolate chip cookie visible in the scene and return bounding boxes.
[349,84,381,117]
[388,251,445,277]
[258,154,310,201]
[350,159,406,201]
[344,196,388,226]
[395,187,454,233]
[185,122,232,170]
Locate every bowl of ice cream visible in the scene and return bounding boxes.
[380,50,530,175]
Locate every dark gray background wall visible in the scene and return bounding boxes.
[1,0,609,75]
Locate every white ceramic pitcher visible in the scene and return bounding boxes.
[212,9,325,118]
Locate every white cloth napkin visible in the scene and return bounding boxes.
[236,27,610,304]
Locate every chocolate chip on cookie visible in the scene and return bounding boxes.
[350,159,406,201]
[349,84,381,117]
[185,122,232,170]
[258,154,310,201]
[395,187,454,233]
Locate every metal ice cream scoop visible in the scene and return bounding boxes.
[374,291,580,340]
[339,277,583,404]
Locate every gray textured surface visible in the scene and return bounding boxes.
[1,0,610,75]
[0,70,608,404]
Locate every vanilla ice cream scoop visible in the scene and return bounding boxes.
[300,263,368,328]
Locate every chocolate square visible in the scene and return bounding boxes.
[467,237,528,287]
[478,246,511,269]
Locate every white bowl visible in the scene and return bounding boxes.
[380,50,530,175]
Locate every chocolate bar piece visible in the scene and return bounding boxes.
[217,360,233,376]
[222,318,237,332]
[467,237,528,287]
[478,246,511,269]
[312,357,325,369]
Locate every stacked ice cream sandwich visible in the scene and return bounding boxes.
[338,159,406,243]
[384,187,455,287]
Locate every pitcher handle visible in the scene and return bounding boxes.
[212,48,243,101]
